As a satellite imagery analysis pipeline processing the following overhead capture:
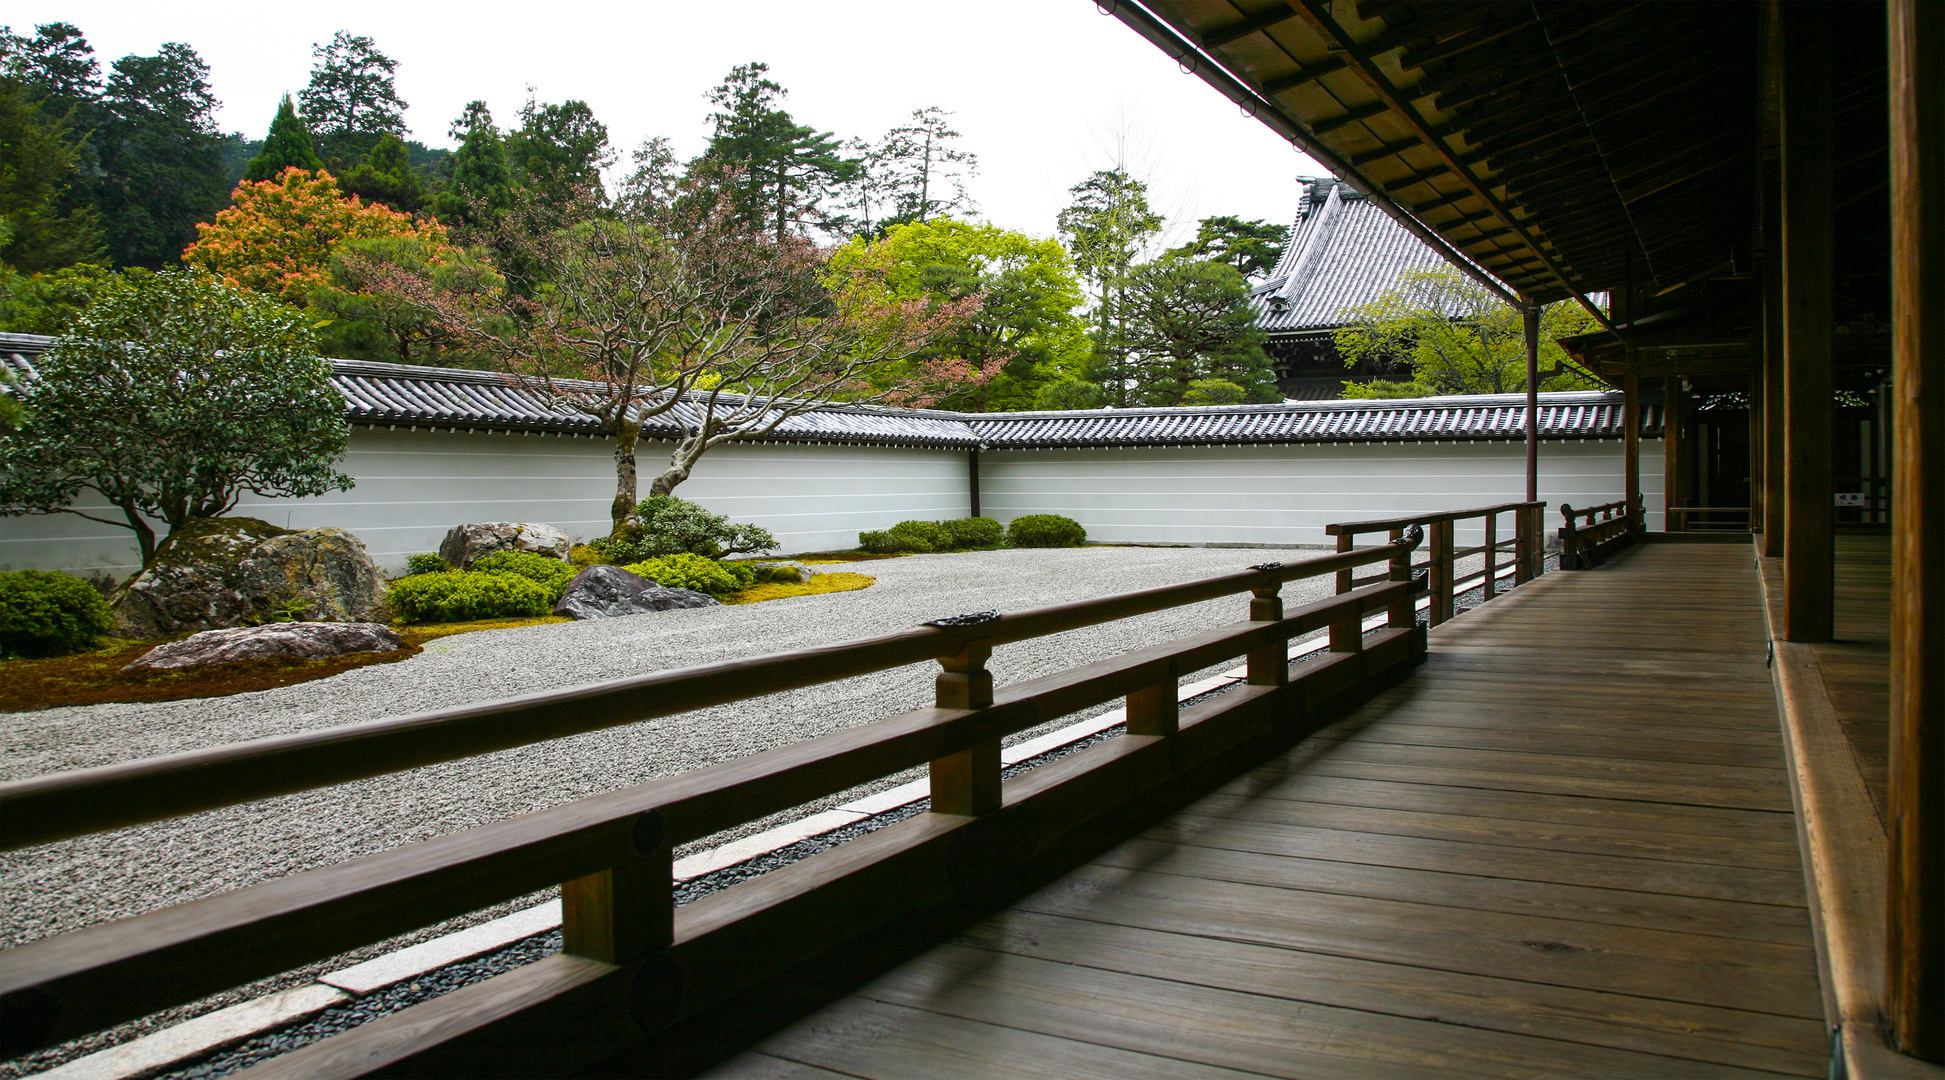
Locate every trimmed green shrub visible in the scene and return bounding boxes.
[404,553,449,576]
[0,570,116,657]
[622,552,752,596]
[469,550,578,601]
[598,496,777,564]
[887,519,953,553]
[386,571,553,624]
[569,543,606,566]
[857,530,901,554]
[1007,514,1086,548]
[750,563,807,584]
[944,516,1004,549]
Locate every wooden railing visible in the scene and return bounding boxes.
[1559,495,1643,569]
[1325,501,1546,627]
[1667,505,1753,532]
[0,529,1438,1076]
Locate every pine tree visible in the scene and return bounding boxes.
[243,94,323,181]
[91,43,228,268]
[696,63,854,240]
[299,31,406,169]
[434,102,513,225]
[340,131,425,212]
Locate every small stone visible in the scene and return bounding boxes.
[438,522,571,570]
[552,565,719,620]
[122,622,405,673]
[749,559,822,583]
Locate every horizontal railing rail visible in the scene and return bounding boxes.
[1326,500,1545,627]
[1559,495,1642,569]
[1667,505,1754,531]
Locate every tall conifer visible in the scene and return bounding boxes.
[243,94,322,181]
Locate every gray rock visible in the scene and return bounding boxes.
[552,565,719,620]
[122,622,405,673]
[749,560,823,584]
[114,519,386,639]
[439,522,571,570]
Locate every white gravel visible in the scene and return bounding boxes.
[0,544,1376,951]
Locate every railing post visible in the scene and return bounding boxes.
[1514,506,1535,584]
[1428,520,1455,626]
[1247,575,1288,686]
[1335,531,1355,594]
[561,810,673,966]
[1127,679,1178,736]
[932,640,999,815]
[1558,504,1579,571]
[1387,527,1413,627]
[1482,512,1498,601]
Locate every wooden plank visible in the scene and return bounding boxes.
[1013,863,1822,1017]
[1273,740,1795,803]
[1091,833,1811,944]
[1307,720,1787,769]
[1169,789,1804,872]
[1128,810,1806,906]
[950,911,1827,1076]
[1780,0,1835,643]
[1885,0,1945,1057]
[1254,755,1793,812]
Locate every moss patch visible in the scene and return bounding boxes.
[723,572,875,605]
[0,638,424,713]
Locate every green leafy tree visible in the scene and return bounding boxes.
[1167,215,1286,279]
[243,93,323,181]
[1333,265,1603,398]
[299,31,406,169]
[697,63,854,240]
[340,132,427,212]
[311,233,501,363]
[435,101,514,225]
[0,269,353,568]
[1057,168,1163,405]
[830,217,1089,411]
[91,43,228,268]
[0,259,113,334]
[0,73,103,271]
[851,106,976,235]
[506,95,612,215]
[1118,258,1279,406]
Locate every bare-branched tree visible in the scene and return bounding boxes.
[372,161,976,535]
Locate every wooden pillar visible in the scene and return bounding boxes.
[1781,0,1836,643]
[1524,305,1541,503]
[1623,373,1641,533]
[1763,156,1789,556]
[1749,372,1765,534]
[967,448,981,519]
[1885,0,1945,1059]
[1665,377,1690,531]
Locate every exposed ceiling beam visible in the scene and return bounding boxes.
[1199,6,1302,50]
[1291,0,1618,329]
[1096,0,1526,309]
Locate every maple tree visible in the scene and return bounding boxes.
[181,167,446,305]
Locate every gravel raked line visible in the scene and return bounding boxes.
[3,543,1438,1074]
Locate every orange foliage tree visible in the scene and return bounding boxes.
[182,167,447,305]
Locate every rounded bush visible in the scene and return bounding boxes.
[887,520,952,553]
[469,550,578,601]
[1007,514,1087,548]
[750,563,807,584]
[944,516,1004,549]
[624,496,778,559]
[386,571,553,624]
[0,570,115,657]
[857,530,901,554]
[404,553,449,576]
[622,552,750,596]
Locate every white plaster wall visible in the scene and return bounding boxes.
[0,430,971,577]
[980,439,1665,548]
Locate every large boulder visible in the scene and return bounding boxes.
[553,565,719,620]
[114,518,386,639]
[439,522,571,569]
[123,622,404,673]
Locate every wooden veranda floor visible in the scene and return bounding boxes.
[602,543,1828,1079]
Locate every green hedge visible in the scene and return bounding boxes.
[857,516,1005,554]
[1007,514,1086,548]
[386,571,554,624]
[0,570,115,657]
[404,553,449,576]
[622,552,753,596]
[469,551,578,601]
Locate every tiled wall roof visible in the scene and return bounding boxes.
[1,334,1656,449]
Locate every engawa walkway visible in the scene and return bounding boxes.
[601,544,1827,1079]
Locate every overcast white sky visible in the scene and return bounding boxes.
[10,0,1325,248]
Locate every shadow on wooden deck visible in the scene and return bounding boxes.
[587,544,1828,1080]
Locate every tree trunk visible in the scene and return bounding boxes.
[611,424,641,533]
